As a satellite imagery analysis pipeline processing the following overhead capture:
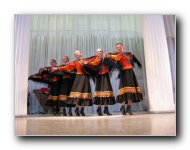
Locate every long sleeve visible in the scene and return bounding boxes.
[87,56,99,66]
[109,52,133,70]
[58,61,76,71]
[87,56,109,74]
[110,53,122,61]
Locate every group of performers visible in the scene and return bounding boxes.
[28,43,143,116]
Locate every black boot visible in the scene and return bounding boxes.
[104,107,112,115]
[68,107,73,116]
[63,107,67,116]
[126,105,133,115]
[80,108,86,116]
[120,105,126,115]
[75,107,80,116]
[53,107,57,115]
[97,107,103,116]
[56,107,60,115]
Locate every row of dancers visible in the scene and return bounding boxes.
[29,43,143,116]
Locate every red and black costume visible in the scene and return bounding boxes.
[87,56,116,115]
[57,59,93,116]
[46,73,62,115]
[109,52,143,103]
[45,65,76,115]
[28,68,52,85]
[57,64,76,116]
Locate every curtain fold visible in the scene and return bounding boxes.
[142,15,175,112]
[15,15,31,116]
[163,15,176,103]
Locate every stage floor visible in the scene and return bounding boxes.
[15,112,175,136]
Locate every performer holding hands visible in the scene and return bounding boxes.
[51,50,93,116]
[105,43,143,115]
[28,59,57,85]
[85,49,115,116]
[57,56,76,116]
[46,59,62,115]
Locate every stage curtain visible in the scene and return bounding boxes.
[14,15,31,116]
[163,15,176,103]
[27,14,147,114]
[142,15,175,112]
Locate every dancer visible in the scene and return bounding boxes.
[105,43,143,115]
[58,56,76,116]
[28,59,57,85]
[46,59,62,115]
[51,50,93,116]
[85,49,115,116]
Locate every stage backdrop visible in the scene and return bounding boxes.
[15,14,175,116]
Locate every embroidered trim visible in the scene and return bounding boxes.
[69,92,92,99]
[94,91,114,97]
[118,87,141,95]
[48,95,59,101]
[59,95,68,101]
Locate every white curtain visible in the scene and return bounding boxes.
[163,15,176,103]
[28,14,147,114]
[142,15,175,112]
[14,15,31,116]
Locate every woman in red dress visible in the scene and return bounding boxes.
[51,51,93,116]
[105,43,143,115]
[85,49,115,116]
